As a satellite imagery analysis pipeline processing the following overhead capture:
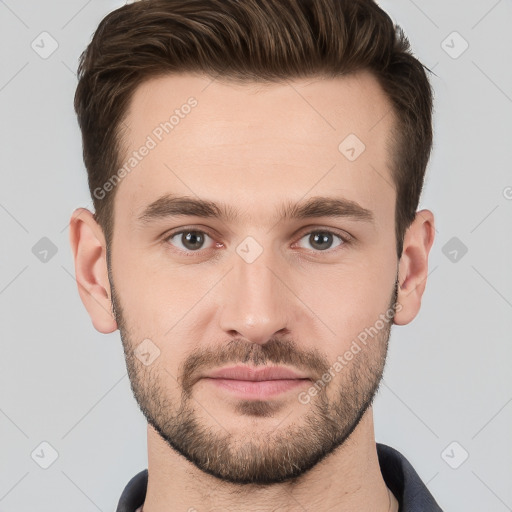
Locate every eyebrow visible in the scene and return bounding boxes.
[136,193,375,225]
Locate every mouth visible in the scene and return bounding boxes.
[201,365,311,399]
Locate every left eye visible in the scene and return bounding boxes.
[295,230,345,251]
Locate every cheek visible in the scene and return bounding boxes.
[300,250,396,351]
[112,247,216,340]
[113,261,195,380]
[110,248,162,337]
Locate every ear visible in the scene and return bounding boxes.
[69,208,118,333]
[394,209,436,325]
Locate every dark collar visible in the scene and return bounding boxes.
[376,443,443,511]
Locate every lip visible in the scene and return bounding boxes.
[204,365,309,381]
[201,365,311,400]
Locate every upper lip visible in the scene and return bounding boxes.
[204,365,309,381]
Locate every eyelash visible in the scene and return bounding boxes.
[162,227,352,257]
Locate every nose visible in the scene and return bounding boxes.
[218,242,292,345]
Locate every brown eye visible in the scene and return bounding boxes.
[296,230,345,251]
[166,230,213,252]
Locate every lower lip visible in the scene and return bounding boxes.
[203,378,310,399]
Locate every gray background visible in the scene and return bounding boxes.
[1,0,511,510]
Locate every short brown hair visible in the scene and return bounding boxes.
[74,0,433,258]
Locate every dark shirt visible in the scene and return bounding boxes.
[116,442,444,511]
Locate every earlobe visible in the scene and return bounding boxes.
[393,209,435,326]
[69,208,118,334]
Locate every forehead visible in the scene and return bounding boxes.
[115,71,396,228]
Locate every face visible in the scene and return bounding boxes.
[107,71,401,484]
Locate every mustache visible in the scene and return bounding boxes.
[178,337,330,395]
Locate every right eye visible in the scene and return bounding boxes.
[164,229,219,254]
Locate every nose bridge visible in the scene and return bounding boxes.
[218,236,291,343]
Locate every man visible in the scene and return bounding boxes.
[69,0,443,510]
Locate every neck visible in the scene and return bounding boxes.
[142,407,397,512]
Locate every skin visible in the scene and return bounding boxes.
[69,70,435,512]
